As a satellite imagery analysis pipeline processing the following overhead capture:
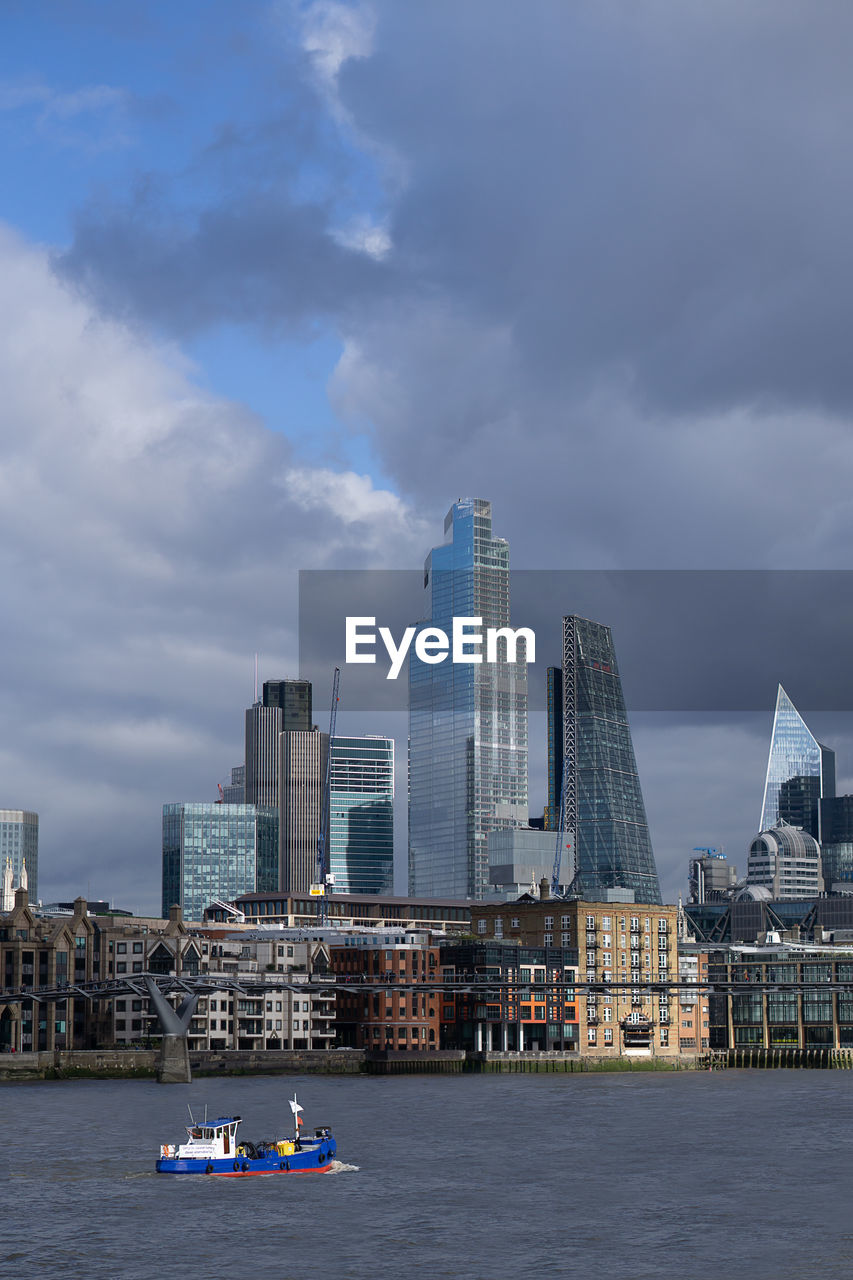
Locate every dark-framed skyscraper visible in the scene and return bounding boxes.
[759,685,835,839]
[549,615,661,904]
[408,498,529,900]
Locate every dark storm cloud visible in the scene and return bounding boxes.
[59,1,853,412]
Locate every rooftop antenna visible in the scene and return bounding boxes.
[254,652,259,703]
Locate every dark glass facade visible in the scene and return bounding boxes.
[558,616,662,904]
[263,678,312,730]
[408,499,528,900]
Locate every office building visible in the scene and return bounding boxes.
[549,616,662,904]
[486,827,570,899]
[0,810,38,904]
[746,821,822,900]
[408,498,529,900]
[161,802,278,920]
[329,735,394,896]
[759,685,835,837]
[279,730,329,893]
[706,941,853,1054]
[222,765,245,804]
[245,679,313,808]
[820,794,853,889]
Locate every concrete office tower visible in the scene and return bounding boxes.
[279,730,329,892]
[551,616,662,904]
[245,679,313,807]
[746,821,822,899]
[329,736,394,895]
[161,802,278,920]
[0,810,38,903]
[759,685,835,838]
[409,498,529,901]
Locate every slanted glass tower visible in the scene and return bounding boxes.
[759,685,835,838]
[552,616,661,904]
[408,498,528,900]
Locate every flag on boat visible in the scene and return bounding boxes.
[290,1095,304,1126]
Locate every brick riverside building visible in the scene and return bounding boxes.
[472,892,680,1059]
[330,931,441,1050]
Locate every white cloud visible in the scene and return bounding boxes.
[298,0,376,91]
[0,223,420,909]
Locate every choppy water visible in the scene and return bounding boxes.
[3,1070,852,1279]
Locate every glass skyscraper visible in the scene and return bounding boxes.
[549,616,661,904]
[0,810,38,903]
[162,802,278,920]
[408,498,528,900]
[759,685,835,837]
[329,735,394,895]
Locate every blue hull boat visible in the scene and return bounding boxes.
[156,1094,336,1177]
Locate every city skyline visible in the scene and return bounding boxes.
[5,5,853,913]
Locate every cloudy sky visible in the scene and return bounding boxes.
[3,0,853,912]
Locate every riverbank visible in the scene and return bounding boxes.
[5,1045,852,1081]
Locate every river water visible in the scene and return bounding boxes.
[3,1069,852,1279]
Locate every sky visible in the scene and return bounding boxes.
[3,0,853,912]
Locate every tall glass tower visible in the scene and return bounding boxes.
[553,616,661,904]
[408,498,528,900]
[329,736,394,895]
[759,685,835,837]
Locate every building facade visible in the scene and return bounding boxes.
[550,616,662,904]
[441,940,580,1052]
[331,930,441,1051]
[759,685,835,837]
[245,678,313,808]
[0,810,38,904]
[161,802,278,920]
[329,735,394,895]
[486,827,570,899]
[707,943,853,1052]
[210,890,472,932]
[408,498,529,901]
[746,822,823,900]
[278,730,329,892]
[471,895,680,1058]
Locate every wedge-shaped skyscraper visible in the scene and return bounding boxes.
[759,685,835,838]
[550,615,661,904]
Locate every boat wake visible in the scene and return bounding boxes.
[329,1160,359,1173]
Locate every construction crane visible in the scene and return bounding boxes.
[550,760,573,898]
[316,667,340,925]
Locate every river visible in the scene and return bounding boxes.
[4,1070,852,1279]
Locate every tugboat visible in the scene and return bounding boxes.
[156,1095,336,1176]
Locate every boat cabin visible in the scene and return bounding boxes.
[160,1116,242,1161]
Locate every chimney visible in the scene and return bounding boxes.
[539,877,550,901]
